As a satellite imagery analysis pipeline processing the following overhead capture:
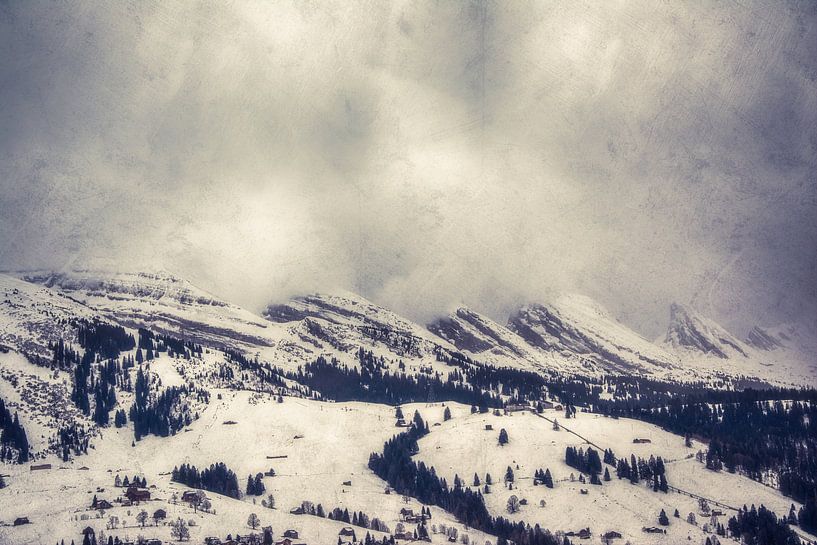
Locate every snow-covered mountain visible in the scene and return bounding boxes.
[6,270,816,387]
[427,307,560,373]
[664,303,749,359]
[506,294,681,376]
[2,270,816,545]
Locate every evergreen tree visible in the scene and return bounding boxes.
[543,469,554,489]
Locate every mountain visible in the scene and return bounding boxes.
[1,270,816,545]
[427,307,557,372]
[506,294,680,376]
[745,325,786,351]
[664,303,749,359]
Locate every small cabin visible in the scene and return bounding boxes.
[96,499,114,510]
[603,531,622,539]
[13,517,30,526]
[632,438,652,444]
[484,424,493,431]
[342,480,352,486]
[642,527,666,534]
[504,404,530,414]
[182,490,205,503]
[30,463,51,471]
[125,487,151,503]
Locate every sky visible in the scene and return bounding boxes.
[1,1,815,337]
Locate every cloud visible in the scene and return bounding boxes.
[0,0,815,336]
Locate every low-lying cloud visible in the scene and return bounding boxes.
[1,1,815,337]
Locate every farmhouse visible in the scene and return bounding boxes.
[182,490,205,503]
[504,404,531,414]
[642,527,667,534]
[125,487,151,503]
[95,499,114,510]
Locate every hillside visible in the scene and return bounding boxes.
[0,270,815,545]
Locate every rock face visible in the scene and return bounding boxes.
[745,326,785,351]
[664,303,748,359]
[22,270,228,307]
[506,295,678,374]
[428,308,530,358]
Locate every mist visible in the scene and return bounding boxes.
[1,1,815,337]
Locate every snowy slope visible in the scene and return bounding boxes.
[507,294,681,376]
[0,274,98,363]
[0,383,492,545]
[1,271,816,545]
[664,303,749,359]
[661,304,817,387]
[415,405,813,545]
[18,270,284,353]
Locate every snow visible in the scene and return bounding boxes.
[415,406,811,545]
[1,270,816,545]
[0,389,491,545]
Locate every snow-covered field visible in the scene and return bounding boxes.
[0,384,494,545]
[416,405,809,545]
[2,384,813,545]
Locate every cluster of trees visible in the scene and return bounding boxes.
[564,446,604,484]
[532,469,553,488]
[298,501,393,533]
[726,504,801,545]
[798,495,817,534]
[246,473,266,496]
[171,462,241,499]
[368,413,568,545]
[77,320,135,360]
[114,474,147,487]
[58,423,89,461]
[445,363,549,405]
[0,397,29,462]
[129,366,208,440]
[593,386,817,504]
[137,328,202,360]
[615,454,668,492]
[286,354,501,407]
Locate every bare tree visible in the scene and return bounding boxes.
[506,495,520,514]
[170,518,190,541]
[136,510,148,528]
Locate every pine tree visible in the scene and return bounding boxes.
[498,428,509,445]
[543,469,554,488]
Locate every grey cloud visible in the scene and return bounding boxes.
[0,0,815,337]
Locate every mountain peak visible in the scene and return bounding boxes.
[665,303,748,359]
